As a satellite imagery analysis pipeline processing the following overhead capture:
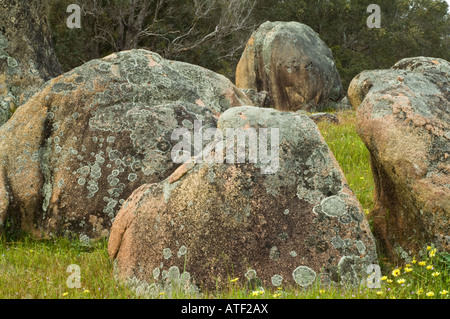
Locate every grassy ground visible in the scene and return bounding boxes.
[316,110,374,213]
[0,110,448,299]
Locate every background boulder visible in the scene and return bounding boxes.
[235,21,343,112]
[349,57,450,260]
[0,49,251,240]
[240,88,271,108]
[108,106,377,293]
[0,1,62,126]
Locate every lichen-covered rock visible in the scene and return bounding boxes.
[240,88,271,108]
[0,1,62,126]
[335,96,352,111]
[309,112,340,125]
[235,21,343,112]
[349,57,450,260]
[108,106,377,292]
[0,49,251,239]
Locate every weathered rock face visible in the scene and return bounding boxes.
[349,57,450,260]
[240,88,271,108]
[0,49,251,240]
[0,1,62,125]
[108,106,377,294]
[309,112,340,125]
[235,21,343,112]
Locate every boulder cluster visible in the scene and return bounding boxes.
[0,21,448,295]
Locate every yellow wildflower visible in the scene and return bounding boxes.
[429,249,436,258]
[376,291,383,295]
[230,278,239,283]
[62,292,69,297]
[418,261,426,266]
[396,278,406,284]
[427,246,432,251]
[404,267,413,273]
[319,289,326,294]
[440,290,448,295]
[426,291,435,297]
[412,258,417,264]
[272,293,282,298]
[416,288,423,295]
[387,279,393,283]
[392,268,401,277]
[431,272,440,277]
[83,289,90,294]
[426,265,433,270]
[380,276,388,281]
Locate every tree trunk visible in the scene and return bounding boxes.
[0,0,62,125]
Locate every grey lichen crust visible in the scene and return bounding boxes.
[292,266,316,287]
[0,49,250,239]
[109,105,378,291]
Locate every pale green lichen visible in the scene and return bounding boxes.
[245,269,257,280]
[292,266,316,287]
[163,248,172,259]
[271,274,283,286]
[177,245,187,258]
[269,246,280,260]
[355,240,366,255]
[320,195,347,217]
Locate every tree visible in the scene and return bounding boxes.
[49,0,256,78]
[0,0,62,125]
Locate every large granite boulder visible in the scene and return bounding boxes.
[0,49,251,240]
[349,57,450,260]
[108,106,377,294]
[235,21,343,112]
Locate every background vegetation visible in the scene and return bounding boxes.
[47,0,450,89]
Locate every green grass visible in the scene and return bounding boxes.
[0,110,448,299]
[0,236,136,299]
[316,110,374,212]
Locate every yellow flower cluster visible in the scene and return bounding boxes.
[252,290,264,296]
[373,245,447,299]
[404,267,413,273]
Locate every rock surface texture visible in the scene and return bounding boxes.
[0,1,62,125]
[349,57,450,260]
[108,106,377,294]
[0,49,251,239]
[235,21,343,112]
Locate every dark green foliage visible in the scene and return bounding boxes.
[47,0,449,88]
